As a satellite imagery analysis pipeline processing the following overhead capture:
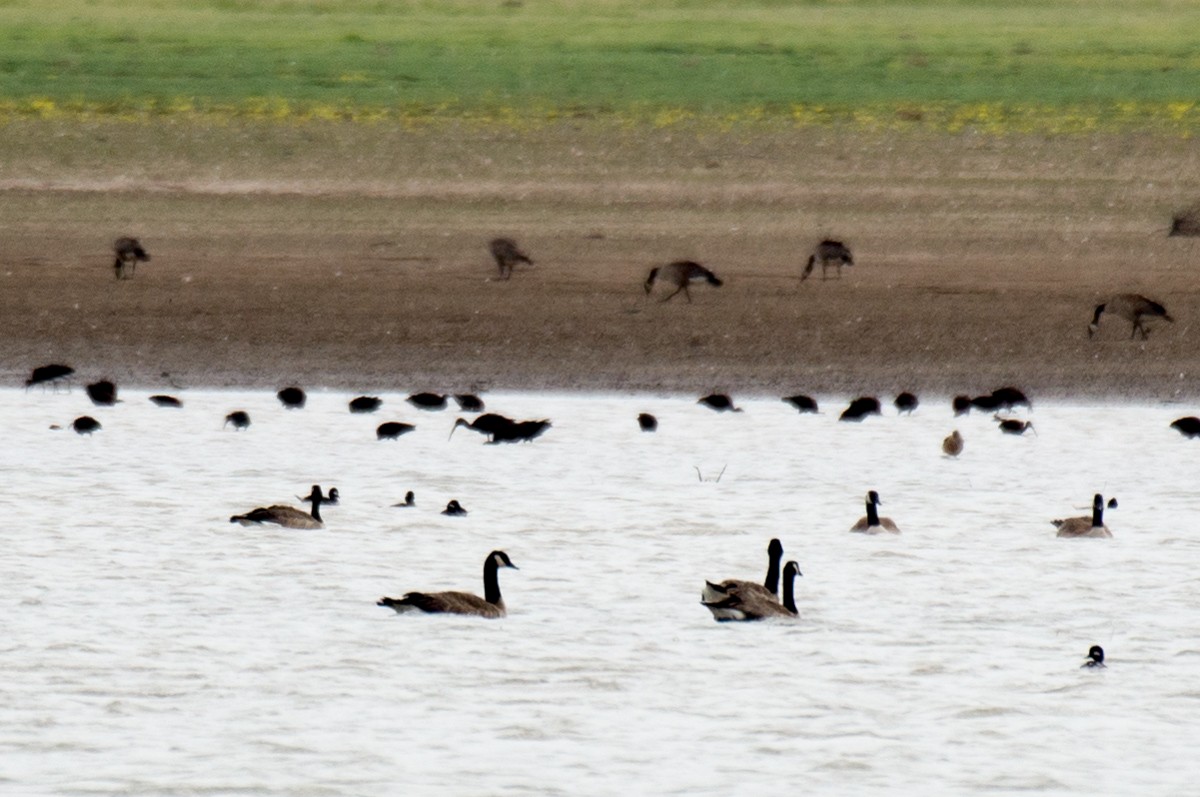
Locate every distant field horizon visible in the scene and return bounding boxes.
[1,0,1198,133]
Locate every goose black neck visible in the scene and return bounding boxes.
[1092,497,1104,528]
[483,556,503,605]
[782,569,797,614]
[310,496,322,522]
[866,498,880,527]
[764,549,782,596]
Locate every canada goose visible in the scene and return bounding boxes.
[952,395,972,415]
[224,410,250,430]
[1053,494,1112,538]
[25,363,74,390]
[800,239,854,281]
[637,412,658,432]
[489,237,533,280]
[149,394,183,408]
[783,394,818,413]
[231,484,332,529]
[850,491,900,534]
[644,261,723,303]
[454,393,485,412]
[72,415,101,435]
[839,396,881,422]
[1170,416,1200,438]
[698,393,740,412]
[407,392,447,410]
[942,430,963,457]
[1081,645,1106,668]
[349,396,382,413]
[277,386,306,409]
[113,236,150,280]
[377,550,518,618]
[701,538,785,606]
[702,561,801,622]
[442,500,468,516]
[996,416,1035,435]
[1089,294,1174,339]
[894,392,918,414]
[393,490,416,508]
[377,421,416,440]
[86,380,118,406]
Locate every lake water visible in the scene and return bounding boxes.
[3,387,1200,795]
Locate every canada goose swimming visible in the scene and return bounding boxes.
[454,393,485,412]
[442,499,467,516]
[1081,645,1106,668]
[1053,494,1112,538]
[349,396,382,413]
[952,395,972,415]
[839,396,881,422]
[377,421,416,440]
[783,394,818,413]
[277,386,306,409]
[231,484,333,530]
[1170,416,1200,438]
[637,412,658,431]
[801,239,854,281]
[149,394,183,408]
[489,237,533,280]
[407,392,447,410]
[850,490,901,534]
[701,538,785,607]
[71,415,101,435]
[702,561,801,622]
[224,410,250,430]
[644,261,723,303]
[377,550,518,618]
[26,363,74,391]
[1089,294,1174,340]
[996,416,1035,435]
[113,236,150,280]
[894,392,919,414]
[698,393,740,412]
[942,430,963,457]
[86,380,118,406]
[393,490,416,508]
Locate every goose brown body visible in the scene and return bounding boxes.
[850,490,901,534]
[701,538,784,606]
[702,561,801,622]
[231,485,331,529]
[644,261,723,303]
[377,550,518,618]
[1088,294,1173,339]
[1054,494,1112,538]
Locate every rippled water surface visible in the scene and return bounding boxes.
[4,388,1200,795]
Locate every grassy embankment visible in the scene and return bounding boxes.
[0,0,1198,133]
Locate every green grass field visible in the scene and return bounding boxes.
[1,0,1198,131]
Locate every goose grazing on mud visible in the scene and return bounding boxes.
[1053,494,1113,538]
[1170,416,1200,438]
[349,396,382,413]
[839,396,881,422]
[26,363,74,391]
[850,491,901,534]
[637,412,658,432]
[644,261,723,303]
[1081,645,1106,668]
[224,410,250,430]
[277,386,306,409]
[377,550,518,618]
[701,538,785,607]
[801,239,854,281]
[489,237,533,280]
[113,236,150,280]
[230,485,333,530]
[942,430,963,457]
[783,394,818,413]
[376,421,416,440]
[1088,294,1173,340]
[702,561,801,622]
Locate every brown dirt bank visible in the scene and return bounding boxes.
[1,121,1198,400]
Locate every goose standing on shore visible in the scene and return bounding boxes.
[644,261,723,303]
[1088,294,1173,339]
[377,550,519,618]
[702,561,801,622]
[850,491,901,534]
[230,485,333,529]
[1053,494,1113,538]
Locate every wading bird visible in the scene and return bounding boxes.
[277,386,306,409]
[894,392,919,414]
[349,396,382,413]
[1171,417,1200,438]
[224,411,250,430]
[698,393,740,412]
[783,394,818,414]
[71,416,101,435]
[407,393,447,410]
[86,380,118,406]
[25,364,74,391]
[149,394,182,408]
[377,422,416,440]
[839,396,881,422]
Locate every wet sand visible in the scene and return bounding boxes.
[2,122,1198,401]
